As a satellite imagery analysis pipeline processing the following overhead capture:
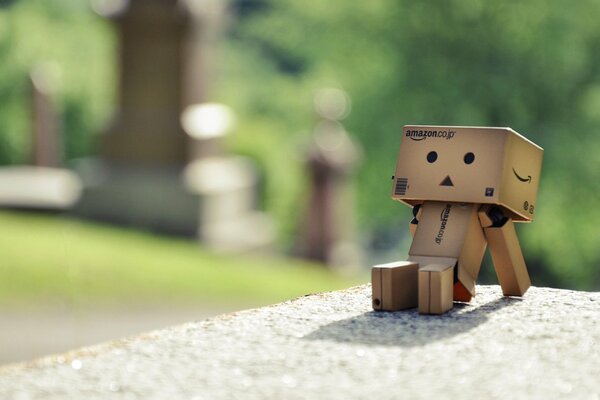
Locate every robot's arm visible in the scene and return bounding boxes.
[409,204,422,238]
[478,206,531,296]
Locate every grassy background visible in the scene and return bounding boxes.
[0,210,363,307]
[2,1,598,291]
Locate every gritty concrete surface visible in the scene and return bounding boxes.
[0,285,598,399]
[0,303,244,365]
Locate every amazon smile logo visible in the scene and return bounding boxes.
[512,168,532,183]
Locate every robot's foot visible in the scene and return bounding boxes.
[371,261,419,311]
[418,264,454,315]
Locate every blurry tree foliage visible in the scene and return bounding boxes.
[0,0,114,164]
[220,0,600,289]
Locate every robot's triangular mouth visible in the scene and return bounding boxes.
[440,176,454,186]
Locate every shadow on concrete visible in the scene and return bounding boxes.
[304,296,522,347]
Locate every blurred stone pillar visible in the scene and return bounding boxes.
[0,62,80,211]
[181,102,274,251]
[74,0,199,235]
[74,0,273,250]
[96,0,228,163]
[30,63,62,168]
[100,0,187,164]
[296,88,362,271]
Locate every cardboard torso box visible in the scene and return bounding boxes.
[408,201,487,297]
[392,126,543,222]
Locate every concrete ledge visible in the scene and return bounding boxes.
[1,285,599,399]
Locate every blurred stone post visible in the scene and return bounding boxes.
[296,88,362,271]
[99,0,188,164]
[75,0,273,250]
[30,63,62,168]
[181,102,274,251]
[0,63,80,211]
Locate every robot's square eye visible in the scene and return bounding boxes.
[427,151,438,163]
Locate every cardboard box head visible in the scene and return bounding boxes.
[392,126,543,222]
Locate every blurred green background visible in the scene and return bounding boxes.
[1,0,599,295]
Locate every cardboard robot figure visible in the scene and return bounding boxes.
[372,126,543,314]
